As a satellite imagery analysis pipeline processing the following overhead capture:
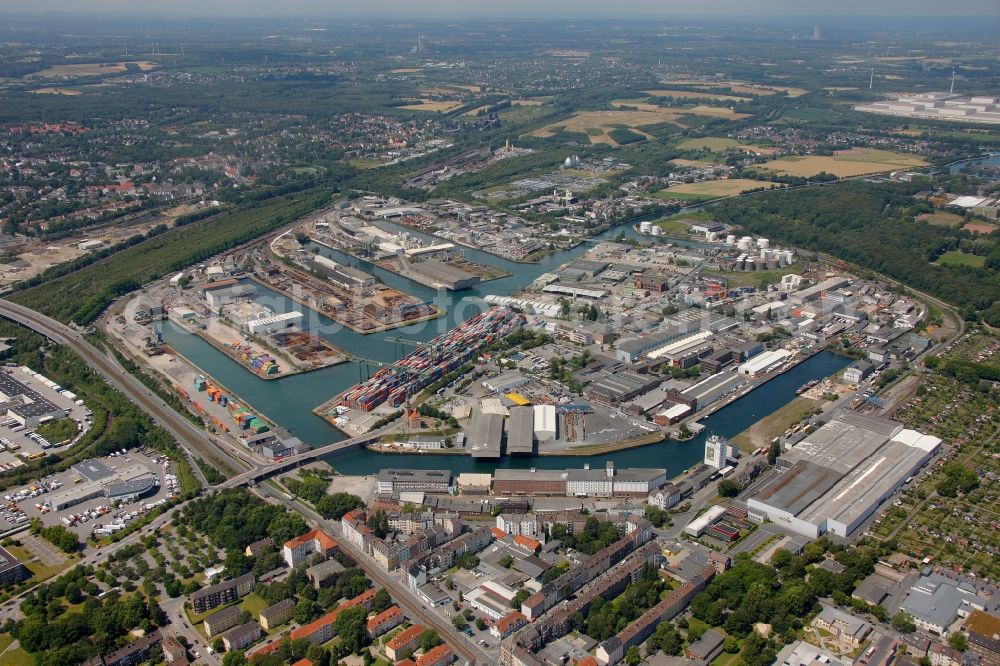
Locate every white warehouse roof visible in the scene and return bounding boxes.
[684,505,727,536]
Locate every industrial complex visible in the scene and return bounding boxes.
[746,412,941,538]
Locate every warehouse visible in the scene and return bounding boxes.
[680,372,747,409]
[737,348,792,377]
[541,285,608,300]
[789,277,850,305]
[506,406,535,456]
[246,311,304,335]
[408,259,480,290]
[533,404,557,442]
[494,468,568,496]
[305,254,377,289]
[684,505,728,537]
[0,372,66,427]
[747,413,939,538]
[203,279,257,307]
[376,469,451,496]
[584,371,660,405]
[470,412,504,459]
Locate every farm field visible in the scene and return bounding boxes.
[511,98,549,106]
[398,99,463,112]
[917,211,965,228]
[656,178,780,200]
[643,89,749,102]
[656,79,806,96]
[676,136,779,155]
[28,60,157,78]
[670,158,715,167]
[934,251,986,268]
[760,148,927,177]
[529,107,682,145]
[29,87,81,95]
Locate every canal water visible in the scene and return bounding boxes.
[158,208,851,477]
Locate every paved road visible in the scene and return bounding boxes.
[252,483,489,666]
[0,298,235,487]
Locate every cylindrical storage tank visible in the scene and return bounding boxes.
[757,238,770,249]
[767,259,779,270]
[726,234,736,245]
[651,226,662,236]
[639,221,653,234]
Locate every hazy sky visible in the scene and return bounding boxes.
[11,0,1000,18]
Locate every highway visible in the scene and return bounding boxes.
[0,298,242,487]
[253,483,489,666]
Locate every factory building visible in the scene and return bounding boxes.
[842,360,875,385]
[202,279,257,307]
[304,254,377,289]
[789,277,850,305]
[408,259,480,290]
[679,372,747,410]
[506,406,535,456]
[376,469,452,496]
[493,469,568,496]
[0,371,67,428]
[566,462,667,498]
[584,371,660,406]
[747,413,940,538]
[469,411,504,459]
[737,348,792,377]
[246,311,304,336]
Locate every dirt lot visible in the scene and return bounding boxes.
[917,211,965,228]
[29,60,157,78]
[963,221,999,234]
[760,148,927,178]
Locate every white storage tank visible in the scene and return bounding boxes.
[639,221,653,234]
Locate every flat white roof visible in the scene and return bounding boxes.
[250,311,303,326]
[658,403,692,418]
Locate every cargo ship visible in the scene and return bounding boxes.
[333,308,525,412]
[796,379,819,395]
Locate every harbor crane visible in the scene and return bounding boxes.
[385,336,424,359]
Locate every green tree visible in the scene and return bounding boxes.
[892,612,917,633]
[948,633,967,652]
[420,630,442,652]
[626,645,641,666]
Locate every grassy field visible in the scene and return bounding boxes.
[241,593,270,620]
[760,148,928,178]
[716,264,802,289]
[529,107,680,145]
[644,89,749,102]
[732,397,822,452]
[399,100,463,112]
[30,87,82,95]
[676,137,742,151]
[934,250,986,268]
[917,211,965,228]
[29,60,157,78]
[657,178,780,200]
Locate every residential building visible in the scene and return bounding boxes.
[685,630,725,664]
[0,546,27,586]
[417,643,454,666]
[245,538,275,558]
[190,573,256,614]
[963,611,1000,666]
[259,598,295,632]
[930,643,963,666]
[161,635,187,665]
[221,622,261,653]
[204,605,243,637]
[100,630,162,666]
[492,611,529,640]
[648,484,683,510]
[367,605,404,638]
[813,607,872,647]
[282,529,337,568]
[497,514,538,537]
[386,624,425,661]
[307,558,346,589]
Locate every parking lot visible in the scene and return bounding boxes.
[3,449,180,538]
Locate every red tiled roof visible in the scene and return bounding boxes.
[367,605,403,633]
[397,660,417,666]
[387,624,425,652]
[490,527,507,540]
[513,535,541,552]
[495,611,527,636]
[416,643,453,666]
[292,660,313,666]
[290,588,375,641]
[283,529,337,552]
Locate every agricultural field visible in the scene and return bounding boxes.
[670,158,715,168]
[399,99,463,112]
[28,60,157,78]
[656,79,807,97]
[759,148,928,178]
[934,251,986,268]
[917,211,965,228]
[676,137,743,151]
[29,87,81,95]
[643,89,750,102]
[656,178,781,201]
[530,101,748,146]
